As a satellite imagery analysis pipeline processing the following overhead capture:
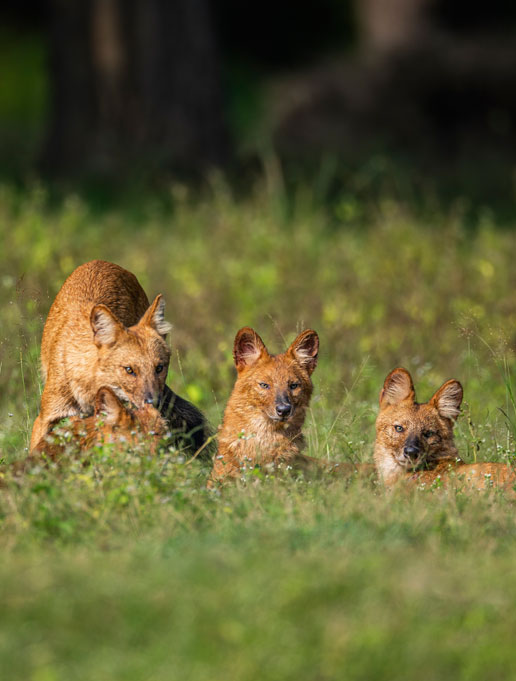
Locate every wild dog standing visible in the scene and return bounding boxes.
[32,386,166,459]
[374,367,516,493]
[210,327,320,484]
[30,260,207,454]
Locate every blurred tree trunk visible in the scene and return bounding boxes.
[356,0,434,53]
[41,0,229,177]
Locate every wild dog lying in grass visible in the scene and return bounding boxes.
[374,367,516,493]
[3,388,165,485]
[31,386,166,460]
[30,260,209,456]
[209,327,373,485]
[209,327,319,484]
[374,368,463,486]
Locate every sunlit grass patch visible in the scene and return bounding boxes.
[1,178,516,678]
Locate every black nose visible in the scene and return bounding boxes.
[276,403,292,417]
[403,445,420,459]
[144,393,156,405]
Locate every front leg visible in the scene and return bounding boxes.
[29,386,82,453]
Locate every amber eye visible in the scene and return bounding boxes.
[156,364,164,374]
[124,366,135,375]
[423,430,436,438]
[394,424,404,433]
[289,382,300,390]
[259,382,270,389]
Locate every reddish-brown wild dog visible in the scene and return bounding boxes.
[210,327,320,483]
[30,260,172,452]
[32,386,166,459]
[374,367,516,493]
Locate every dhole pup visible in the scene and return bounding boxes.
[0,387,166,484]
[32,386,166,459]
[374,367,516,493]
[210,327,320,483]
[30,260,206,454]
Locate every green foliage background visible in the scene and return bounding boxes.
[1,178,516,680]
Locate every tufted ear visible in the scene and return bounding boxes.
[430,379,463,421]
[379,368,416,409]
[233,327,268,371]
[287,329,319,374]
[94,387,125,425]
[91,305,125,347]
[139,295,172,338]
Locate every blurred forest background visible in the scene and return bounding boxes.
[2,0,516,206]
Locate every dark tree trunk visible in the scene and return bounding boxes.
[41,0,229,177]
[355,0,434,53]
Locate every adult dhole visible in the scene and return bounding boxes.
[211,326,327,484]
[210,327,375,485]
[30,260,207,454]
[374,367,516,493]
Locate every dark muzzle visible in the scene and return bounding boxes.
[144,391,161,407]
[403,435,421,461]
[275,397,293,418]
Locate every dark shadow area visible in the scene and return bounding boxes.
[1,0,516,216]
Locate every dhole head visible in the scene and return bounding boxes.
[375,368,463,481]
[231,327,319,426]
[90,294,171,409]
[93,387,166,444]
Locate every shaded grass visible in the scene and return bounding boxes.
[1,468,516,680]
[0,178,516,679]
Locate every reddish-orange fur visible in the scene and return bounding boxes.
[210,327,320,484]
[374,367,516,493]
[30,260,171,451]
[407,460,516,493]
[32,386,166,460]
[0,387,167,484]
[374,368,463,485]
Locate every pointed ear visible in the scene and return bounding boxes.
[379,368,415,408]
[431,379,463,421]
[288,329,319,374]
[233,327,268,371]
[94,387,125,425]
[139,295,172,338]
[91,305,124,347]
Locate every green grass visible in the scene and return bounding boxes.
[1,178,516,680]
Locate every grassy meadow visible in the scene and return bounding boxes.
[1,178,516,680]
